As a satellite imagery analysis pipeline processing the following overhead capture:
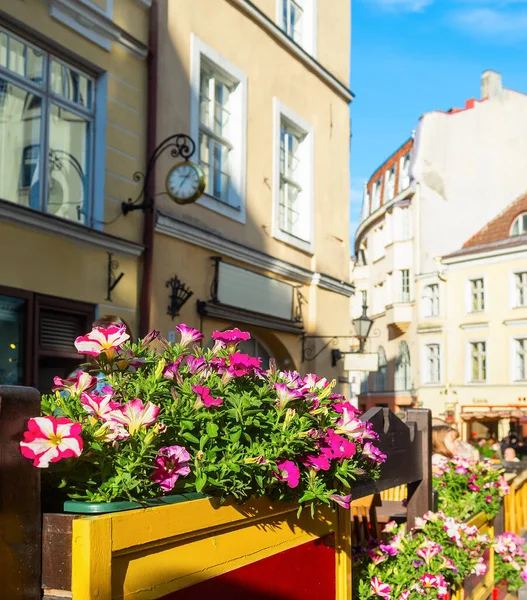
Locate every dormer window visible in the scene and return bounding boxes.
[511,213,527,236]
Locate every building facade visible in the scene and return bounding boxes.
[146,0,354,385]
[0,0,148,390]
[352,71,527,414]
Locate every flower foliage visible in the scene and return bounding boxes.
[21,325,386,512]
[353,511,491,600]
[433,457,509,521]
[493,532,527,592]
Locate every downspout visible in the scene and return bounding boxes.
[139,0,158,337]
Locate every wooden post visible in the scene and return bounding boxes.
[0,386,41,600]
[405,409,432,530]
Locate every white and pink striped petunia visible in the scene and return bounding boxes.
[20,416,83,468]
[74,325,129,357]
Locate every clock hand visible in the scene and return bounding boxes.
[175,172,191,194]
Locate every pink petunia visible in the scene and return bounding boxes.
[151,446,191,491]
[274,460,300,488]
[371,577,391,600]
[324,429,357,461]
[107,398,159,435]
[329,493,352,509]
[334,406,366,439]
[186,355,207,375]
[302,453,331,472]
[362,442,387,463]
[74,325,129,357]
[175,324,204,347]
[20,416,83,468]
[163,357,183,381]
[192,385,223,408]
[274,383,304,409]
[81,391,121,419]
[227,353,262,378]
[52,371,98,395]
[212,328,251,347]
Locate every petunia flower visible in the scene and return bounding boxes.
[20,416,83,468]
[93,420,130,442]
[334,406,366,439]
[399,591,410,600]
[163,358,184,382]
[80,391,121,419]
[416,540,442,564]
[273,460,300,488]
[151,445,191,491]
[371,577,391,600]
[192,385,223,408]
[362,442,387,463]
[383,520,398,534]
[227,353,262,378]
[186,355,207,375]
[302,453,331,472]
[52,371,97,395]
[74,325,129,357]
[324,429,357,461]
[175,324,204,347]
[274,383,304,409]
[379,544,398,556]
[329,493,352,509]
[212,328,251,347]
[107,398,159,435]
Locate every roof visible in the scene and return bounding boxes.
[443,192,527,260]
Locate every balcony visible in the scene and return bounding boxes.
[386,302,413,337]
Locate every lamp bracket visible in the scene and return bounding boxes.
[301,334,362,363]
[121,133,196,215]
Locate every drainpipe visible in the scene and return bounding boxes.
[139,0,158,337]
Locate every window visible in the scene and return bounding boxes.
[515,272,527,307]
[278,0,317,55]
[399,151,411,190]
[515,339,527,381]
[371,179,381,211]
[423,283,440,317]
[511,213,527,236]
[0,27,95,224]
[360,372,369,394]
[384,166,395,203]
[469,278,485,312]
[273,99,314,252]
[397,206,411,240]
[191,36,247,223]
[425,344,440,384]
[374,346,387,392]
[400,269,410,303]
[361,289,368,309]
[361,188,370,221]
[395,341,411,391]
[470,341,487,382]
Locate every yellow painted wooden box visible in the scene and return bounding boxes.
[42,496,352,600]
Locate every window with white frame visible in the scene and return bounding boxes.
[399,151,411,190]
[515,338,527,381]
[469,278,485,312]
[469,341,487,382]
[361,289,368,310]
[374,346,387,392]
[279,0,317,55]
[398,206,411,240]
[424,344,440,384]
[0,27,95,224]
[361,188,370,221]
[384,166,395,203]
[515,272,527,307]
[371,178,381,211]
[423,283,439,317]
[511,213,527,237]
[191,36,247,222]
[400,269,410,303]
[395,341,411,391]
[273,100,313,250]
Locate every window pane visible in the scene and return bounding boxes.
[51,60,92,110]
[47,103,90,223]
[8,36,25,77]
[0,295,26,385]
[0,32,7,68]
[0,80,42,209]
[26,46,44,85]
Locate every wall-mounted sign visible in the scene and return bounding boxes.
[343,353,379,372]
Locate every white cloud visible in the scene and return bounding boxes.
[367,0,434,12]
[450,6,527,39]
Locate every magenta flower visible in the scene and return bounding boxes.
[473,557,487,576]
[52,371,98,395]
[175,324,203,347]
[301,373,328,390]
[107,398,159,435]
[81,391,121,419]
[227,352,262,377]
[399,591,410,600]
[141,329,161,347]
[329,493,352,509]
[485,495,493,503]
[274,460,300,488]
[192,385,223,408]
[416,540,442,564]
[332,401,360,415]
[212,328,251,346]
[412,559,424,568]
[75,325,129,357]
[334,407,366,439]
[163,358,183,382]
[469,483,481,492]
[20,416,83,468]
[362,442,387,463]
[371,577,391,600]
[151,445,191,491]
[302,453,331,472]
[324,429,357,460]
[368,549,387,566]
[380,544,398,556]
[274,383,304,409]
[419,574,442,589]
[186,355,207,375]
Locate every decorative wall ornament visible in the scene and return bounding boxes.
[166,276,193,319]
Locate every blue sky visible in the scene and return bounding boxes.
[349,0,527,242]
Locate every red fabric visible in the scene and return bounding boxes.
[162,536,335,600]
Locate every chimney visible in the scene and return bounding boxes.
[481,70,502,100]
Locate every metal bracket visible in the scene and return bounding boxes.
[106,253,124,302]
[301,334,361,363]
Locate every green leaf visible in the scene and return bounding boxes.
[206,422,219,438]
[182,432,200,444]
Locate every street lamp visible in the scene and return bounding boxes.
[352,302,374,353]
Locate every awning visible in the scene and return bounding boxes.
[460,409,527,422]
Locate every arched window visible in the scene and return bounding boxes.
[395,341,411,392]
[511,213,527,237]
[374,346,387,392]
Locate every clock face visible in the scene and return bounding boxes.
[166,162,204,203]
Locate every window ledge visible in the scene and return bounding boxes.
[272,228,314,255]
[197,193,246,224]
[0,200,143,257]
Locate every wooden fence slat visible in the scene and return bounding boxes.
[405,409,432,530]
[0,386,41,600]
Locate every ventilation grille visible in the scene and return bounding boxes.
[39,310,83,352]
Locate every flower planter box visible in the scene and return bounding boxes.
[42,495,351,600]
[492,581,519,600]
[458,512,495,600]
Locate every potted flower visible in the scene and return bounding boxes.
[493,532,527,600]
